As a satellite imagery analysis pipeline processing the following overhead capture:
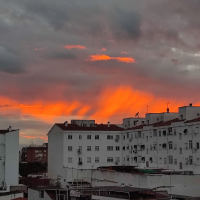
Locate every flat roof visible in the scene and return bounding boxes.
[93,186,152,193]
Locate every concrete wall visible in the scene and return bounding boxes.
[91,170,200,197]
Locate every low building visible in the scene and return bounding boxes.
[0,126,19,193]
[21,143,48,163]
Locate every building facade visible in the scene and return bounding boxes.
[48,120,123,182]
[21,143,48,163]
[0,126,19,192]
[47,104,200,185]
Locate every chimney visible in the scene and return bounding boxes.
[8,126,12,132]
[189,103,192,107]
[64,121,68,126]
[108,122,110,127]
[167,108,169,113]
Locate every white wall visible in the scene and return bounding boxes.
[0,134,5,189]
[48,125,64,180]
[62,131,122,170]
[91,170,200,197]
[5,130,19,191]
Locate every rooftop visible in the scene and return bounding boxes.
[55,123,124,131]
[93,186,151,193]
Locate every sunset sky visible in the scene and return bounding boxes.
[0,0,200,147]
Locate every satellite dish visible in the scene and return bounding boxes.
[135,112,139,117]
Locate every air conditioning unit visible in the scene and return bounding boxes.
[115,138,119,142]
[78,161,83,165]
[115,161,118,165]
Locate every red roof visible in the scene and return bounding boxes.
[55,123,124,131]
[154,118,181,127]
[126,125,144,130]
[185,117,200,123]
[0,130,18,134]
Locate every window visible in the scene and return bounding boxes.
[116,146,120,151]
[39,191,44,198]
[95,157,99,163]
[87,157,91,163]
[127,133,129,138]
[68,157,73,163]
[159,131,161,137]
[179,133,182,140]
[169,141,173,149]
[153,143,157,150]
[159,158,162,164]
[169,155,173,164]
[174,129,176,135]
[185,143,188,150]
[35,150,38,153]
[159,144,162,150]
[179,148,182,154]
[124,135,125,140]
[107,135,113,139]
[146,148,148,154]
[189,156,193,165]
[146,136,148,142]
[163,130,166,136]
[179,162,182,169]
[79,135,82,140]
[174,159,177,165]
[189,140,193,149]
[87,135,91,139]
[68,135,72,139]
[68,146,72,151]
[107,157,113,162]
[79,157,82,162]
[83,124,87,127]
[107,146,113,151]
[164,158,167,164]
[87,146,91,151]
[116,157,120,162]
[180,115,183,120]
[95,146,99,151]
[174,144,177,150]
[197,143,200,149]
[138,131,141,138]
[153,130,157,137]
[95,135,99,139]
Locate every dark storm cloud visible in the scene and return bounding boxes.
[1,0,200,144]
[0,46,25,74]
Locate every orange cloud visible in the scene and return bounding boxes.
[86,54,136,63]
[121,52,128,54]
[63,45,86,50]
[101,48,106,51]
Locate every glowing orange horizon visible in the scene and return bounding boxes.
[86,54,136,63]
[63,45,86,50]
[1,86,199,140]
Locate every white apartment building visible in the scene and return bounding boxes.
[122,104,200,173]
[0,126,19,192]
[48,104,200,185]
[48,120,123,183]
